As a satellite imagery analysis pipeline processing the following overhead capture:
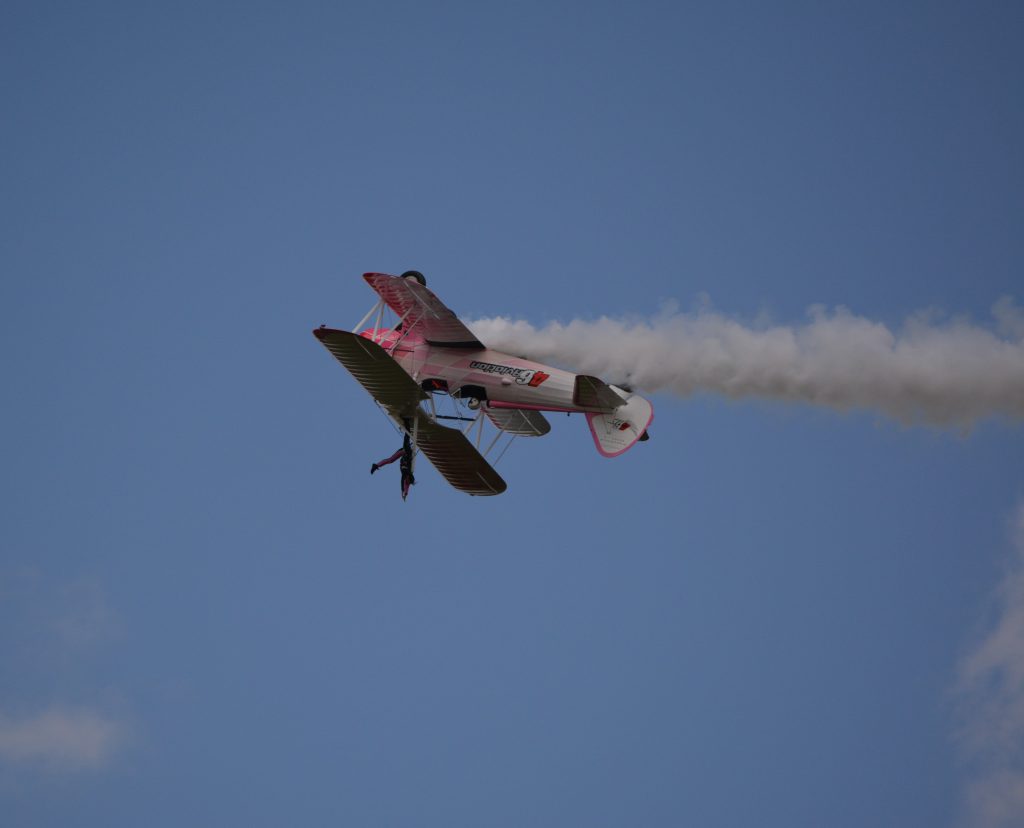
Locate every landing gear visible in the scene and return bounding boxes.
[458,385,487,410]
[402,270,426,286]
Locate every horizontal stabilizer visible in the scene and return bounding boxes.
[573,375,626,411]
[483,406,551,436]
[586,393,654,458]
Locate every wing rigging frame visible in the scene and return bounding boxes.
[421,384,523,471]
[350,289,526,468]
[313,326,510,495]
[351,297,421,358]
[317,275,553,496]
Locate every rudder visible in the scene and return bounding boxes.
[586,392,654,457]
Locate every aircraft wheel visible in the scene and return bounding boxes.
[402,270,426,286]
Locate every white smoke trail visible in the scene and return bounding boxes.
[470,296,1024,426]
[0,707,126,770]
[955,503,1024,827]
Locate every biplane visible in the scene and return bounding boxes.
[313,271,654,496]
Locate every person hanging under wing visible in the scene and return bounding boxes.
[370,423,415,500]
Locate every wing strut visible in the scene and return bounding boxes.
[492,434,518,467]
[410,413,419,475]
[352,298,385,335]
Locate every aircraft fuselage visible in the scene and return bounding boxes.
[360,327,580,412]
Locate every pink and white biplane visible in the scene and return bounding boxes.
[313,271,653,496]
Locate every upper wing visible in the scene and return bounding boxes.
[313,327,426,418]
[412,411,507,496]
[363,272,484,348]
[313,326,505,495]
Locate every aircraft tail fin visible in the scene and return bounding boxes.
[585,392,654,457]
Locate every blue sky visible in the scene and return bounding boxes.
[2,3,1023,826]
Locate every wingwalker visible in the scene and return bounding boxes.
[313,271,653,497]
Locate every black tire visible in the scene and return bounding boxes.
[401,270,426,286]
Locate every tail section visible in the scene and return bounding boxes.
[573,374,627,410]
[585,389,654,457]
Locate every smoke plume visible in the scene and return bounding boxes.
[470,297,1024,426]
[0,707,126,770]
[955,503,1024,827]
